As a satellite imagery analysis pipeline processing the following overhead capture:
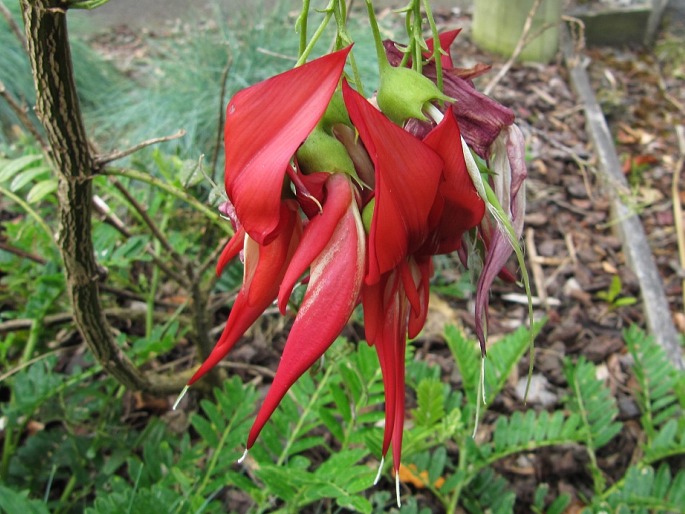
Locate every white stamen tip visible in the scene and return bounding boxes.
[395,472,401,508]
[237,448,248,464]
[373,456,385,485]
[172,385,189,411]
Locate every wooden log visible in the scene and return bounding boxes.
[561,25,684,370]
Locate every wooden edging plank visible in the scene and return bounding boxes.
[560,26,684,370]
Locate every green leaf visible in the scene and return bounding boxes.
[0,154,43,183]
[624,325,682,445]
[336,495,372,514]
[10,165,51,192]
[0,486,50,514]
[412,377,445,427]
[26,179,58,203]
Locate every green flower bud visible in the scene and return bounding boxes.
[296,127,358,178]
[361,197,375,234]
[319,90,351,132]
[377,66,453,125]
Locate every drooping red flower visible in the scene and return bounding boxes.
[474,124,527,351]
[180,27,527,509]
[187,201,302,386]
[247,173,366,447]
[341,80,443,285]
[224,47,350,245]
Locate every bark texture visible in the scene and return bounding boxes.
[20,0,188,393]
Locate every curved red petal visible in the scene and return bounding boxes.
[278,174,351,313]
[216,226,245,277]
[188,203,301,386]
[422,107,485,254]
[425,29,461,70]
[224,48,350,244]
[342,81,442,285]
[407,257,433,339]
[246,182,365,448]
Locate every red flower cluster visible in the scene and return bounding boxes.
[183,31,526,499]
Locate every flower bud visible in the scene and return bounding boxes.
[296,126,357,178]
[377,66,452,125]
[361,197,375,234]
[319,90,351,132]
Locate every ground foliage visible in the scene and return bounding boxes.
[1,1,685,513]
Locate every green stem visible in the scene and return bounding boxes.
[409,0,423,74]
[296,0,311,58]
[365,0,390,72]
[0,317,44,480]
[422,0,443,93]
[276,363,336,466]
[0,185,54,242]
[295,0,335,66]
[332,0,364,96]
[571,373,605,494]
[446,435,469,512]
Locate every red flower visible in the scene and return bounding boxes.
[224,47,350,245]
[342,80,443,285]
[247,173,366,448]
[187,201,302,386]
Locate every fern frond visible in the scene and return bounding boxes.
[564,357,622,493]
[445,325,480,406]
[461,468,516,514]
[624,326,682,442]
[445,320,545,408]
[643,418,685,464]
[484,409,583,466]
[602,464,685,513]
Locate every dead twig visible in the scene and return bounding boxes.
[0,307,190,334]
[0,80,48,150]
[94,188,190,287]
[0,240,47,264]
[111,178,184,262]
[95,129,186,166]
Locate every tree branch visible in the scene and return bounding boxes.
[19,0,187,394]
[95,129,186,166]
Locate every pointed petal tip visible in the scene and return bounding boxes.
[237,448,248,464]
[395,472,401,508]
[172,385,189,411]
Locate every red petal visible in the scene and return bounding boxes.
[188,202,302,385]
[342,81,442,285]
[364,270,410,467]
[425,29,461,70]
[422,106,485,254]
[216,226,245,277]
[407,256,433,339]
[224,48,350,244]
[246,177,365,448]
[278,173,352,313]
